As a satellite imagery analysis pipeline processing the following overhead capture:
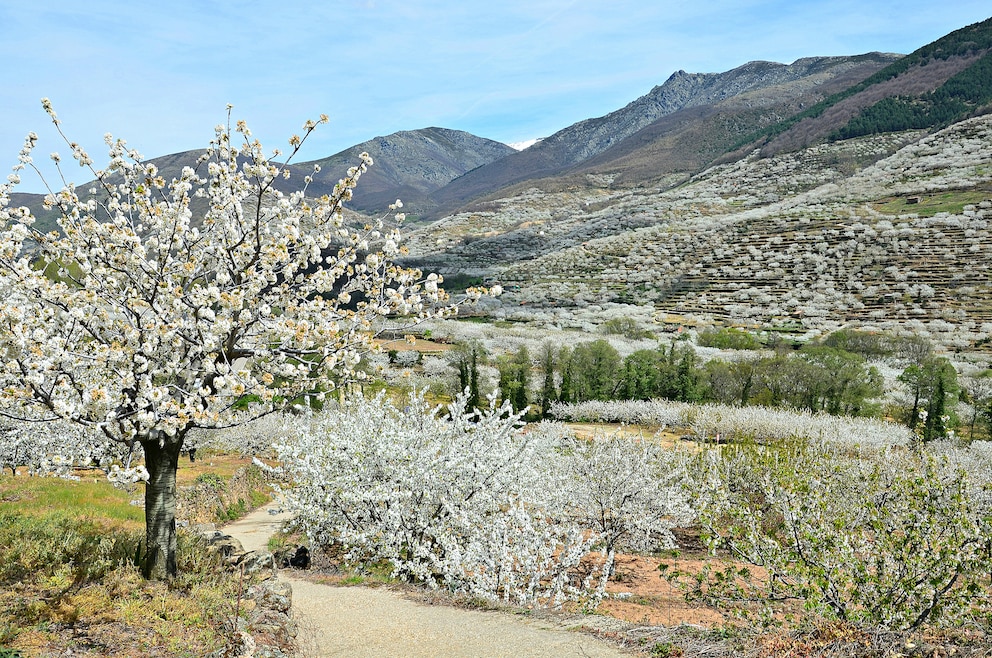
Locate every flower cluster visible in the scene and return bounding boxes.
[0,103,470,467]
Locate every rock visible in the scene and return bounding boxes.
[254,648,290,658]
[201,531,245,561]
[247,580,298,658]
[236,550,276,575]
[250,579,293,613]
[249,608,297,640]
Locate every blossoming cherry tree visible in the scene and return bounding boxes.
[0,103,457,579]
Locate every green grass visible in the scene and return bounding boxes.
[872,189,990,217]
[0,476,145,530]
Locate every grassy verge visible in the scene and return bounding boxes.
[872,188,990,216]
[0,453,274,657]
[0,511,254,657]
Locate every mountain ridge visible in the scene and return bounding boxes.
[297,128,516,216]
[424,53,902,218]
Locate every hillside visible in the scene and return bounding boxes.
[425,54,901,217]
[402,113,992,352]
[752,16,992,155]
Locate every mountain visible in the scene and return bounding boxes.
[749,16,992,155]
[424,17,992,219]
[11,128,516,232]
[424,54,901,217]
[298,128,516,217]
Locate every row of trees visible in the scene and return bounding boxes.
[477,338,882,419]
[451,329,980,441]
[703,346,884,416]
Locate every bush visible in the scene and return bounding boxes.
[697,327,762,350]
[671,439,992,631]
[601,317,653,339]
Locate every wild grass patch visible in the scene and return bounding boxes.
[0,509,267,657]
[872,188,991,216]
[0,458,273,657]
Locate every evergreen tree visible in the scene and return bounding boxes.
[513,346,530,414]
[899,356,959,441]
[452,341,486,411]
[558,346,573,404]
[539,342,557,418]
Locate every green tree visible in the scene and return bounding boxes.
[601,317,652,339]
[962,371,992,440]
[538,342,558,418]
[616,343,701,403]
[513,346,530,413]
[452,341,486,411]
[568,340,621,402]
[667,343,702,403]
[704,358,757,405]
[497,345,531,413]
[617,349,666,400]
[898,356,960,441]
[820,328,894,359]
[558,346,574,404]
[697,327,761,350]
[795,346,883,415]
[751,353,794,407]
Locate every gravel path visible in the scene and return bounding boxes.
[224,503,631,657]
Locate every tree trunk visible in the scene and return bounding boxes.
[142,436,183,580]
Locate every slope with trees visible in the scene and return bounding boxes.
[751,16,992,154]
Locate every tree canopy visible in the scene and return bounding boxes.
[0,103,473,578]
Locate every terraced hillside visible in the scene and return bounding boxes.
[403,114,992,350]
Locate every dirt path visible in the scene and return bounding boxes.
[224,503,632,658]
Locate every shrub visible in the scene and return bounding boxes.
[670,439,992,631]
[696,327,762,350]
[601,317,653,339]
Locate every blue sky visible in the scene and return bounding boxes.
[2,0,990,193]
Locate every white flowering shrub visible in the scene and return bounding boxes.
[0,103,477,579]
[269,392,601,607]
[391,349,421,367]
[554,435,694,589]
